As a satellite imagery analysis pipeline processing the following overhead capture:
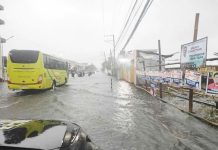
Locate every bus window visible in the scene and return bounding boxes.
[43,54,48,68]
[9,50,39,64]
[43,55,66,70]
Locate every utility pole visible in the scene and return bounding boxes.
[0,38,5,81]
[104,51,108,74]
[158,40,162,71]
[110,49,113,75]
[158,40,163,98]
[112,35,116,77]
[189,13,200,113]
[110,49,113,89]
[104,34,116,76]
[1,36,13,81]
[0,5,4,82]
[193,13,200,42]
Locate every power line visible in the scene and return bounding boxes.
[116,0,145,49]
[123,0,137,24]
[115,0,138,47]
[141,0,153,19]
[121,0,153,50]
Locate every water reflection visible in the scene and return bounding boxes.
[1,120,61,144]
[113,81,135,134]
[116,81,133,99]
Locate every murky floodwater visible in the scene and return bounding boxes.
[0,72,218,150]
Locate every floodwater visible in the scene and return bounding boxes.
[0,72,218,150]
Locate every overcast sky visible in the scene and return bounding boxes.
[1,0,218,67]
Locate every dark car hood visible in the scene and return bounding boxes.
[0,120,79,150]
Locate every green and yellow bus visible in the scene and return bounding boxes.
[7,50,68,90]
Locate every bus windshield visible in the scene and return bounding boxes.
[9,50,39,64]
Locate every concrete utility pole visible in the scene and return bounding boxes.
[104,34,116,76]
[0,37,6,81]
[189,13,200,113]
[104,51,108,74]
[1,36,14,80]
[158,40,162,71]
[110,49,113,75]
[193,13,200,42]
[0,5,4,81]
[158,40,163,98]
[112,35,116,77]
[110,49,113,89]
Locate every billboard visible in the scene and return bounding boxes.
[184,70,201,90]
[181,37,207,69]
[206,72,218,95]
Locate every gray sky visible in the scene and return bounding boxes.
[1,0,218,67]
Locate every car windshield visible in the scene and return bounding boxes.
[1,0,218,150]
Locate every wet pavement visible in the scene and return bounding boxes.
[0,72,218,150]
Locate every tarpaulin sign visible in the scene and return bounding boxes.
[171,70,183,86]
[206,72,218,95]
[181,37,207,69]
[162,71,171,84]
[184,70,201,90]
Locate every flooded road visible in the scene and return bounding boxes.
[0,72,218,150]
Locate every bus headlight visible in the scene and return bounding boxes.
[38,75,43,84]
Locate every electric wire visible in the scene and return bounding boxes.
[115,0,138,47]
[121,0,153,50]
[116,0,146,50]
[116,0,145,49]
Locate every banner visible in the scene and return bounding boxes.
[206,72,218,94]
[162,71,171,84]
[171,70,183,86]
[145,70,180,85]
[184,70,201,90]
[181,37,207,69]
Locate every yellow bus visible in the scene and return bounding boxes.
[7,50,68,90]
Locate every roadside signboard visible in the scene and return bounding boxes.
[206,72,218,95]
[171,70,183,86]
[184,70,201,90]
[181,37,207,69]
